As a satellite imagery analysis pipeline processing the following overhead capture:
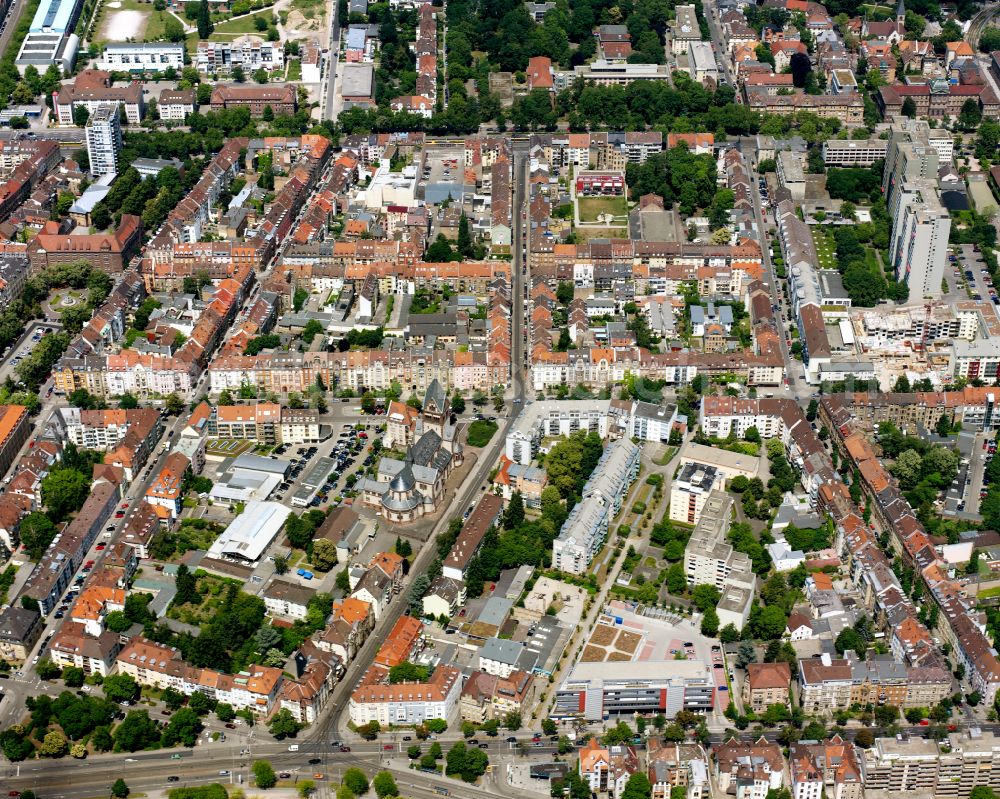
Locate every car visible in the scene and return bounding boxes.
[339,746,351,752]
[383,744,393,751]
[403,735,412,741]
[167,777,180,783]
[714,663,724,669]
[309,758,322,765]
[225,723,236,729]
[313,774,325,780]
[279,773,292,779]
[161,709,172,716]
[479,743,490,749]
[919,719,930,726]
[120,502,129,510]
[219,771,230,777]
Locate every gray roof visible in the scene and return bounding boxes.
[424,379,446,416]
[480,636,539,671]
[341,63,374,98]
[477,596,513,628]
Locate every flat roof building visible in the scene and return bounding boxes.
[207,500,292,563]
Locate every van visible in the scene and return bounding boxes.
[287,744,300,752]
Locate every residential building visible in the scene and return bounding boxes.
[210,84,297,117]
[348,664,463,725]
[0,606,42,663]
[789,737,862,799]
[669,462,723,524]
[98,43,184,72]
[196,39,285,76]
[743,662,791,712]
[145,451,189,520]
[442,493,503,581]
[157,90,196,121]
[478,636,538,678]
[116,637,284,713]
[684,491,756,629]
[648,742,710,799]
[860,728,1000,798]
[552,439,640,575]
[262,579,314,620]
[422,576,466,619]
[85,103,123,178]
[53,71,144,125]
[714,738,785,799]
[579,738,640,799]
[459,669,535,723]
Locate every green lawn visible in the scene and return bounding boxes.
[467,420,498,448]
[978,585,1000,599]
[577,196,628,223]
[286,58,302,81]
[812,227,837,270]
[211,9,274,36]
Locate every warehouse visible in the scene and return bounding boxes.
[207,501,293,564]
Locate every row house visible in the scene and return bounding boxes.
[116,637,283,714]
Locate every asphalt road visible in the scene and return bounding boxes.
[310,148,527,744]
[322,0,341,121]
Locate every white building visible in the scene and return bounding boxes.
[196,38,285,75]
[505,400,620,465]
[478,636,538,678]
[261,579,313,620]
[888,180,950,301]
[98,43,184,72]
[552,439,640,575]
[206,500,292,563]
[687,41,718,84]
[348,664,463,725]
[669,462,723,525]
[684,491,755,629]
[85,103,122,178]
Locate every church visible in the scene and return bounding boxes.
[358,380,464,523]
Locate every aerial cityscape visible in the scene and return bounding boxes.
[1,0,1000,797]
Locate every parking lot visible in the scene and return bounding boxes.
[951,244,996,304]
[270,419,382,509]
[0,321,59,385]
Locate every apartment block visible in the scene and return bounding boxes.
[683,491,756,629]
[552,438,640,575]
[669,462,723,525]
[85,103,123,178]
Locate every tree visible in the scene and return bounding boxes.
[373,772,398,799]
[854,728,875,748]
[960,98,983,129]
[161,708,202,747]
[112,711,160,752]
[621,773,653,799]
[701,607,720,637]
[175,563,199,605]
[41,469,90,522]
[39,729,68,757]
[446,741,489,782]
[312,538,338,571]
[691,584,720,612]
[102,674,138,704]
[197,0,212,38]
[254,760,277,789]
[835,627,866,655]
[504,491,525,529]
[902,96,917,118]
[188,691,215,716]
[736,641,757,668]
[451,394,466,414]
[268,708,303,738]
[165,393,185,416]
[343,768,369,795]
[298,780,316,798]
[789,52,812,88]
[720,623,741,644]
[20,511,57,559]
[541,717,558,736]
[395,536,412,558]
[62,666,85,687]
[504,711,522,730]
